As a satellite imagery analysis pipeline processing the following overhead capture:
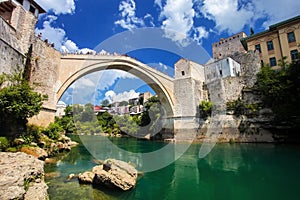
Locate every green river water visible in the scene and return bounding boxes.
[45,136,300,200]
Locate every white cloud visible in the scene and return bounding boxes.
[250,0,300,28]
[159,0,196,46]
[35,15,66,50]
[35,0,75,15]
[159,62,168,70]
[144,13,155,27]
[200,0,253,34]
[193,26,209,44]
[35,16,90,53]
[105,90,139,103]
[97,70,137,91]
[63,40,78,52]
[154,0,163,9]
[198,0,300,34]
[115,0,144,31]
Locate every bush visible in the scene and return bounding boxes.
[199,101,213,118]
[0,137,9,151]
[42,122,63,140]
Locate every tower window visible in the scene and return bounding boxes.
[181,71,185,76]
[29,5,36,14]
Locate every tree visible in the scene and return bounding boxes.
[101,99,110,107]
[199,100,213,118]
[0,71,47,136]
[255,53,300,126]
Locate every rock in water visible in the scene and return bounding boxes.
[92,159,138,191]
[78,172,94,184]
[0,152,48,200]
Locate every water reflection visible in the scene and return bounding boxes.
[45,137,300,200]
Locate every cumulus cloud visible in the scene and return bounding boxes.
[198,0,300,34]
[250,0,300,28]
[193,26,209,44]
[159,0,196,46]
[35,15,66,49]
[105,90,139,103]
[115,0,144,31]
[199,0,253,34]
[97,70,137,91]
[35,0,75,15]
[35,16,94,53]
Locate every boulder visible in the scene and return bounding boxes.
[92,159,138,191]
[78,171,94,184]
[20,146,48,160]
[0,152,48,200]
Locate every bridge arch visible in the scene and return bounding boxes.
[57,55,175,117]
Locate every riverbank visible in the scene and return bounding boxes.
[0,152,48,200]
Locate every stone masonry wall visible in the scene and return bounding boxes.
[0,17,24,74]
[30,37,61,110]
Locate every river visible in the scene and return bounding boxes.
[45,135,300,200]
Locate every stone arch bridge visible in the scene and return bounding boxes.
[30,54,206,138]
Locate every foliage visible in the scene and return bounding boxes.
[0,71,47,136]
[226,99,259,116]
[0,137,9,151]
[21,124,42,144]
[55,106,76,133]
[255,57,300,125]
[101,99,110,107]
[81,103,96,122]
[199,100,213,118]
[42,122,63,140]
[97,111,116,133]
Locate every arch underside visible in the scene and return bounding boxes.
[57,61,174,117]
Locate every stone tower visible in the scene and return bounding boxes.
[173,59,206,139]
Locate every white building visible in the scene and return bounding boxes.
[56,101,67,117]
[204,57,241,83]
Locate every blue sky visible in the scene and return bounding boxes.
[34,0,300,105]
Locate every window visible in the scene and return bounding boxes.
[181,71,185,76]
[291,50,299,61]
[255,44,261,53]
[29,5,36,14]
[267,40,274,51]
[269,57,277,67]
[287,32,296,43]
[16,0,23,5]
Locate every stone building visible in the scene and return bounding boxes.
[205,57,241,83]
[242,15,300,68]
[212,32,247,60]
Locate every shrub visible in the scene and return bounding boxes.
[42,122,63,140]
[0,137,10,151]
[199,101,213,118]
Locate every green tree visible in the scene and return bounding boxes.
[0,71,47,136]
[255,54,300,126]
[101,99,110,107]
[199,100,213,118]
[81,103,96,122]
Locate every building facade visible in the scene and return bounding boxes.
[205,57,241,83]
[242,15,300,68]
[212,32,248,60]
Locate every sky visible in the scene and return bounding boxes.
[33,0,300,105]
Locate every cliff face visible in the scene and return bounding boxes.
[0,152,48,200]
